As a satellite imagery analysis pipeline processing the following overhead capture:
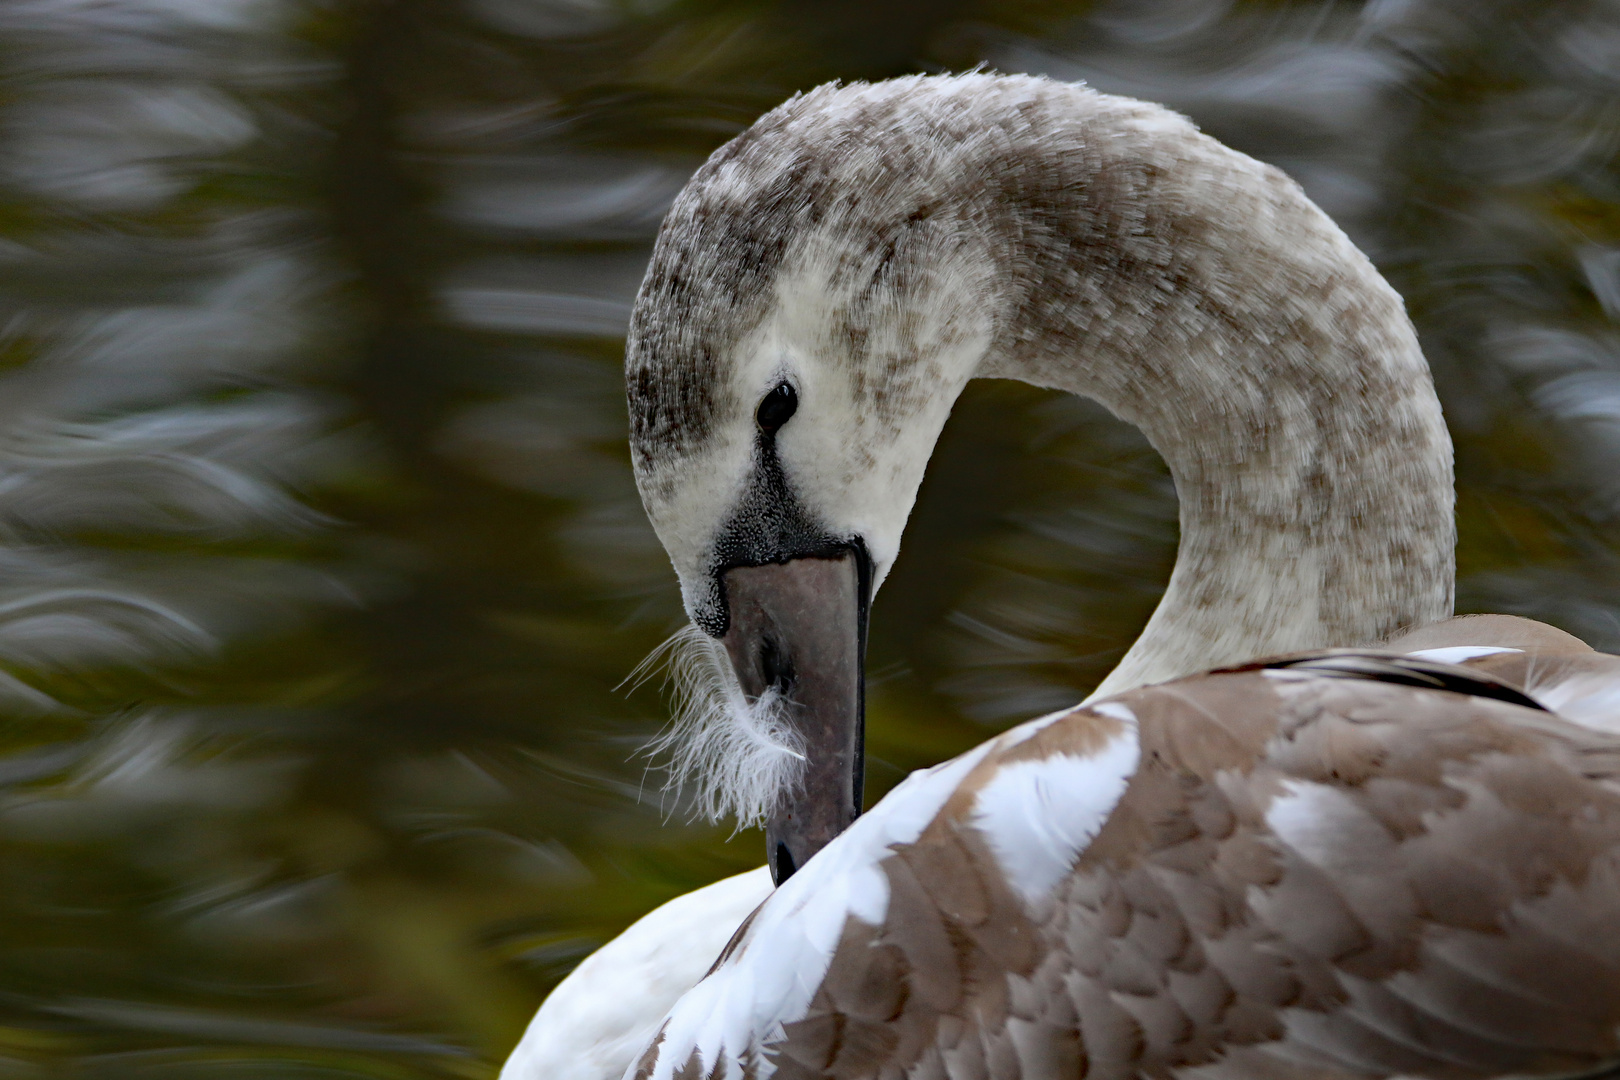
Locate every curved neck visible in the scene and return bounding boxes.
[961,89,1455,697]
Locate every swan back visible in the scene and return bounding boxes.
[632,634,1620,1080]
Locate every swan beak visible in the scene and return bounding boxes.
[720,548,869,886]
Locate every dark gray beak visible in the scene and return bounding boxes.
[719,547,869,885]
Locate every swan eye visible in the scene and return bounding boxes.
[756,383,798,432]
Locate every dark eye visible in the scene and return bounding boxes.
[755,382,798,432]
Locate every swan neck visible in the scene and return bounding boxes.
[965,109,1455,696]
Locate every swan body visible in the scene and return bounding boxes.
[505,616,1614,1080]
[503,73,1614,1080]
[633,635,1620,1080]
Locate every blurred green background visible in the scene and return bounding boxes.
[0,0,1618,1075]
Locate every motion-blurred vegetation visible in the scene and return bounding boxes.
[0,0,1617,1074]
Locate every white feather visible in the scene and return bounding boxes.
[1527,669,1620,735]
[970,707,1140,905]
[634,623,805,827]
[1403,645,1520,663]
[501,867,774,1080]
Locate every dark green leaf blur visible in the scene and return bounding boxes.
[0,0,1615,1074]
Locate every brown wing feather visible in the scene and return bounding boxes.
[758,659,1620,1080]
[1232,672,1620,1076]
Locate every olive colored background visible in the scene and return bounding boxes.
[0,0,1616,1075]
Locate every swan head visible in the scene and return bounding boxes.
[627,78,1007,882]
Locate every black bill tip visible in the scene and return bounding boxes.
[772,842,797,883]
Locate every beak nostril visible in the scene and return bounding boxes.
[759,637,794,695]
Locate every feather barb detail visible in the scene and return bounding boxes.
[632,623,805,828]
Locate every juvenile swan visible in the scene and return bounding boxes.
[505,73,1619,1080]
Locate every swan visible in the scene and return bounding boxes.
[504,72,1619,1080]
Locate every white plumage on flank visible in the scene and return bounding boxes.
[499,866,772,1080]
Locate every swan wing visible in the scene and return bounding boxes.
[630,655,1620,1080]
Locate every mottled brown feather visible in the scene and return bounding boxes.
[747,659,1620,1080]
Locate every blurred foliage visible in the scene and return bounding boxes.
[0,0,1618,1075]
